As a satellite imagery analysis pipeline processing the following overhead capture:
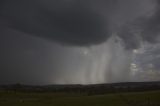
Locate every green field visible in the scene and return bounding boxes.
[0,90,160,106]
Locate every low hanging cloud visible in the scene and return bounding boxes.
[118,0,160,50]
[0,0,160,48]
[0,0,109,46]
[1,0,160,84]
[141,1,160,44]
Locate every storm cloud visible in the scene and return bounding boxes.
[0,0,110,46]
[1,0,160,85]
[1,0,159,48]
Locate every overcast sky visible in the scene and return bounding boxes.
[0,0,160,85]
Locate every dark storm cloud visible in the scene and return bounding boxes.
[141,1,160,44]
[1,0,160,85]
[111,0,160,50]
[1,0,160,48]
[0,0,109,46]
[128,0,160,49]
[117,24,140,49]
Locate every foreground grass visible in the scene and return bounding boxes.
[0,90,160,106]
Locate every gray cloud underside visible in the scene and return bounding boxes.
[118,0,160,49]
[0,0,109,46]
[0,0,160,48]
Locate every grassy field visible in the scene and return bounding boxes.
[0,90,160,106]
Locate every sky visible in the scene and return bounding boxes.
[0,0,160,85]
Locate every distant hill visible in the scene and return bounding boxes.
[1,81,160,95]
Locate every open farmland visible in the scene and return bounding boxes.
[0,90,160,106]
